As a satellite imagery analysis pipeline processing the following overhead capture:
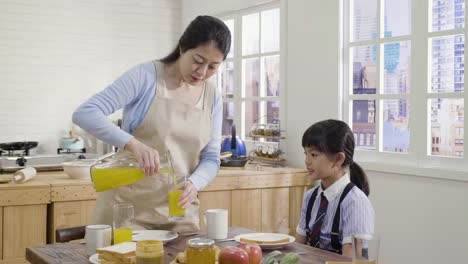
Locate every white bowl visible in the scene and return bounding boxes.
[62,160,96,179]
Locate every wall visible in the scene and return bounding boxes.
[0,0,181,154]
[182,0,468,263]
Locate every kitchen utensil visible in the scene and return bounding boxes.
[60,130,84,150]
[220,125,248,167]
[220,125,246,156]
[62,160,95,179]
[204,209,228,240]
[0,141,38,151]
[85,224,112,256]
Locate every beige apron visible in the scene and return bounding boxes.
[90,61,214,233]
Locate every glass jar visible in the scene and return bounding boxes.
[136,240,164,264]
[264,124,274,136]
[186,238,215,264]
[90,151,174,192]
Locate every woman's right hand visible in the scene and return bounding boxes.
[124,138,160,176]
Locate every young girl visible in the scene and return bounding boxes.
[295,119,375,257]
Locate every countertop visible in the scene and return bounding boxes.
[0,165,310,204]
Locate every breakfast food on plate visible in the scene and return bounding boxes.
[239,234,290,244]
[96,242,136,264]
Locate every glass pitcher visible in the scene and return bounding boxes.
[90,150,174,192]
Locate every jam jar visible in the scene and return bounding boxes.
[136,240,164,264]
[186,238,216,264]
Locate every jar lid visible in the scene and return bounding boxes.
[137,240,163,252]
[187,238,215,248]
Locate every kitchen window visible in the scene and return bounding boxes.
[214,2,283,139]
[343,0,468,173]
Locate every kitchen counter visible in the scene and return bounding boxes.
[0,165,309,201]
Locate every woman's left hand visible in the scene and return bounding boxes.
[178,181,198,208]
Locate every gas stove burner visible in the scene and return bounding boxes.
[0,141,38,157]
[0,149,29,157]
[57,148,87,154]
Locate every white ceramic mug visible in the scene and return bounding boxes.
[85,224,112,256]
[204,209,228,240]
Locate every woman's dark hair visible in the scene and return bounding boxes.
[160,15,231,63]
[302,119,370,196]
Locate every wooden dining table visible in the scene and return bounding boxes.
[26,227,351,264]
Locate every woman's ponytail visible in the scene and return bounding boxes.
[349,162,370,196]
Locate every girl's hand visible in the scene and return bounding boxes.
[124,138,160,176]
[178,181,198,208]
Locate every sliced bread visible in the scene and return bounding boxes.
[97,242,136,264]
[240,234,290,244]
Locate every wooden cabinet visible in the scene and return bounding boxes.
[48,200,96,243]
[232,189,262,231]
[48,178,97,243]
[198,167,311,235]
[3,205,47,260]
[0,182,49,264]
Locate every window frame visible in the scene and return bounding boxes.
[215,1,285,142]
[342,0,468,178]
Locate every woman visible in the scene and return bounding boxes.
[73,15,231,232]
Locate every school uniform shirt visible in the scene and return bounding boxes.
[72,61,223,190]
[296,173,375,251]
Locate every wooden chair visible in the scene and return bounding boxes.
[55,226,86,243]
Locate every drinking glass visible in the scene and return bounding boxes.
[113,203,134,244]
[167,172,186,221]
[352,234,380,264]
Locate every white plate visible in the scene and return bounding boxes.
[89,253,99,264]
[132,230,178,242]
[234,233,295,249]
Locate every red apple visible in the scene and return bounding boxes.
[219,246,249,264]
[237,243,263,264]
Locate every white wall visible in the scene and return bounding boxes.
[182,1,468,264]
[0,0,181,154]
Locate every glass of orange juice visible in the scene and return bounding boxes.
[167,172,186,221]
[113,203,134,244]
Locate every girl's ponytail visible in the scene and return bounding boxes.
[349,162,370,196]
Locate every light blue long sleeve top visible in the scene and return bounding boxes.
[72,62,222,190]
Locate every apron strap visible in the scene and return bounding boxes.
[330,182,356,253]
[305,187,319,241]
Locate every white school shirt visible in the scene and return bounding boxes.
[296,173,375,250]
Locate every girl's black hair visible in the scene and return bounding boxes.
[302,119,370,196]
[160,15,231,63]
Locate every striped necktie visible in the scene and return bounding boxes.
[308,192,329,248]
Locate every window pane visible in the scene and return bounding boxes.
[384,0,411,37]
[220,61,234,98]
[261,8,280,53]
[243,58,260,98]
[430,98,464,157]
[384,41,411,94]
[352,45,377,94]
[431,35,465,93]
[224,19,235,58]
[352,100,376,150]
[244,101,259,138]
[265,101,280,124]
[432,0,465,32]
[352,0,377,42]
[262,55,280,96]
[222,101,234,136]
[242,13,259,56]
[383,99,410,153]
[243,100,280,138]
